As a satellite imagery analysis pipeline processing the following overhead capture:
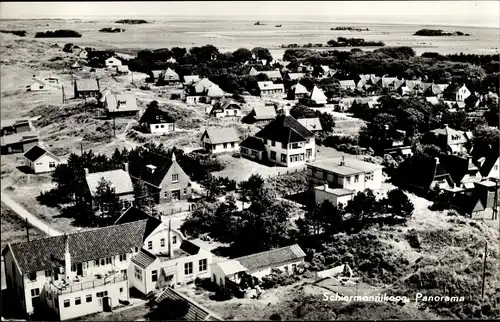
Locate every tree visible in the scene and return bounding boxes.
[133,180,156,214]
[471,126,500,157]
[171,47,187,60]
[344,189,379,231]
[180,201,219,237]
[298,200,343,238]
[233,48,252,63]
[93,177,122,219]
[147,298,189,321]
[200,174,221,201]
[211,194,240,243]
[382,189,414,221]
[238,174,266,203]
[252,47,273,62]
[484,103,499,128]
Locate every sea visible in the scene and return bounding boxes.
[1,15,498,57]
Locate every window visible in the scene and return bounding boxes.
[184,262,193,275]
[160,124,165,128]
[134,247,139,253]
[223,143,228,149]
[495,165,498,171]
[281,154,286,163]
[100,258,105,266]
[148,241,152,250]
[199,259,207,272]
[172,236,177,244]
[365,172,373,181]
[155,125,159,129]
[270,151,276,160]
[119,254,127,262]
[183,188,187,194]
[45,270,52,277]
[86,295,92,303]
[346,176,351,184]
[281,142,287,149]
[152,270,158,282]
[28,272,37,281]
[271,140,275,147]
[64,299,70,308]
[120,287,124,293]
[161,238,165,247]
[164,191,168,198]
[251,150,258,157]
[121,269,127,277]
[323,171,327,180]
[354,175,359,183]
[75,297,81,305]
[241,148,248,154]
[94,260,100,267]
[71,264,76,272]
[31,288,40,297]
[172,174,179,183]
[231,142,235,148]
[49,162,56,168]
[135,266,142,281]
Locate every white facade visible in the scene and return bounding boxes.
[105,57,122,68]
[203,136,240,154]
[150,123,175,134]
[456,85,471,102]
[314,185,353,207]
[26,153,60,174]
[260,137,316,167]
[26,81,45,91]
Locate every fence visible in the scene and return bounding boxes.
[50,273,127,295]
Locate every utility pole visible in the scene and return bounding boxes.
[113,116,116,137]
[492,180,498,220]
[62,84,65,104]
[481,241,488,299]
[25,218,30,242]
[80,143,84,155]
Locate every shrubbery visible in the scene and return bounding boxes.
[35,30,82,38]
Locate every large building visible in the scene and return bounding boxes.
[2,217,213,320]
[240,110,316,167]
[307,156,384,205]
[1,118,39,154]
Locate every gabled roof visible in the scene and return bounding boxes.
[105,94,139,113]
[248,67,258,76]
[139,105,176,124]
[478,151,500,177]
[105,56,122,63]
[293,83,309,95]
[75,79,99,92]
[429,125,470,146]
[85,169,134,196]
[131,248,157,269]
[193,78,216,93]
[71,61,81,68]
[207,85,224,97]
[114,206,156,225]
[162,68,180,81]
[29,78,45,86]
[1,131,39,146]
[1,118,31,129]
[320,65,329,73]
[212,99,241,113]
[128,152,176,187]
[231,244,306,272]
[310,86,327,103]
[250,106,277,120]
[339,80,356,88]
[260,69,282,79]
[23,145,60,162]
[3,218,161,274]
[202,127,240,144]
[255,114,314,143]
[297,118,323,132]
[240,136,266,151]
[155,287,223,321]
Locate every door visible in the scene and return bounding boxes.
[103,297,111,312]
[306,149,312,160]
[171,190,181,201]
[77,263,83,276]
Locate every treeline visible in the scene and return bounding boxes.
[414,29,470,36]
[422,52,499,73]
[281,37,384,49]
[0,30,26,37]
[99,28,125,33]
[331,27,369,31]
[35,29,82,38]
[115,19,148,24]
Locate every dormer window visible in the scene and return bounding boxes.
[146,164,157,174]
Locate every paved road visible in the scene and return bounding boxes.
[1,192,62,237]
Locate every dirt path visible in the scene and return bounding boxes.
[1,192,62,237]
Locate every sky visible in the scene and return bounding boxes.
[1,1,498,27]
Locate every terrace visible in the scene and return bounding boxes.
[48,270,127,295]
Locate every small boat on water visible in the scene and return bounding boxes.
[275,24,282,27]
[254,21,261,25]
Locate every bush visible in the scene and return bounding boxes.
[35,30,82,38]
[0,30,26,37]
[214,287,233,301]
[269,313,282,320]
[170,93,181,100]
[261,269,301,289]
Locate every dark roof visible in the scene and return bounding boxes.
[4,218,161,274]
[201,128,240,144]
[255,114,314,143]
[155,287,222,321]
[478,151,499,177]
[179,240,200,255]
[128,152,174,187]
[131,248,157,269]
[114,206,156,225]
[23,145,48,162]
[240,136,266,151]
[139,106,176,124]
[439,155,471,184]
[452,194,485,214]
[235,244,306,271]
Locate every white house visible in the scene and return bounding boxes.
[314,183,354,207]
[139,104,176,134]
[258,81,285,96]
[105,57,122,68]
[211,244,306,288]
[201,127,240,154]
[26,78,46,91]
[240,110,316,167]
[309,86,328,105]
[307,156,384,191]
[23,145,61,174]
[209,99,242,118]
[339,80,356,91]
[103,94,140,117]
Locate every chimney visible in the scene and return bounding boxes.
[340,155,345,166]
[84,168,89,176]
[171,152,176,162]
[168,219,174,257]
[64,234,71,279]
[284,107,290,116]
[123,162,129,173]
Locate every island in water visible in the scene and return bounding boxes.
[115,19,148,24]
[34,30,82,38]
[414,29,470,36]
[331,26,369,31]
[281,37,384,48]
[99,27,125,33]
[0,30,26,37]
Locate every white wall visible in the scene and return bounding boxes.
[456,85,471,102]
[307,167,382,192]
[263,137,315,167]
[28,154,60,174]
[314,188,353,207]
[150,123,175,134]
[204,137,239,154]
